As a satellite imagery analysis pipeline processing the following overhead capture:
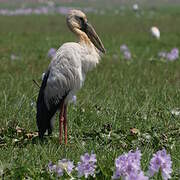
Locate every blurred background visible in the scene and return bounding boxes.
[0,0,180,14]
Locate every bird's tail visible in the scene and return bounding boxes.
[36,71,58,138]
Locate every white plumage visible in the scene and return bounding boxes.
[45,42,100,108]
[36,9,105,144]
[150,26,160,39]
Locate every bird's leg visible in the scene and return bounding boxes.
[59,103,64,144]
[63,105,67,145]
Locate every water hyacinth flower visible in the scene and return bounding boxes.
[47,159,74,177]
[120,44,132,60]
[124,171,149,180]
[167,48,179,61]
[120,44,129,52]
[76,153,97,178]
[158,48,179,61]
[124,51,131,60]
[70,95,77,105]
[171,48,179,55]
[47,161,64,177]
[58,159,74,175]
[0,6,97,16]
[167,53,176,61]
[112,149,149,180]
[149,149,172,180]
[47,161,57,173]
[47,48,56,59]
[56,167,64,177]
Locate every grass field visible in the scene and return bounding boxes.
[0,6,180,179]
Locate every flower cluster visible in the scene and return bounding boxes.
[0,6,96,16]
[158,48,179,61]
[120,44,131,60]
[112,149,148,180]
[76,153,97,178]
[47,159,74,177]
[149,149,172,180]
[47,149,172,179]
[47,153,97,179]
[70,95,77,105]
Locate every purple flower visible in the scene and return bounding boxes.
[125,171,149,180]
[167,53,177,61]
[120,44,132,60]
[149,149,172,180]
[76,153,97,178]
[56,167,64,177]
[112,149,148,180]
[47,161,63,177]
[0,6,98,16]
[158,48,179,61]
[47,48,56,59]
[171,48,179,56]
[168,48,179,61]
[47,159,74,177]
[120,44,129,52]
[71,95,77,105]
[47,162,57,173]
[124,51,131,60]
[58,159,74,174]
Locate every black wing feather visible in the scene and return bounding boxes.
[36,71,61,138]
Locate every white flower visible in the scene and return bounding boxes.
[171,108,180,116]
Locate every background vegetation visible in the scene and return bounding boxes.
[0,2,180,179]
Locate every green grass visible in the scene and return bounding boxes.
[0,8,180,179]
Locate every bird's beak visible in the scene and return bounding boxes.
[85,23,106,54]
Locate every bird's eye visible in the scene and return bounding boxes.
[79,17,84,22]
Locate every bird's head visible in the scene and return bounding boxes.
[67,9,106,54]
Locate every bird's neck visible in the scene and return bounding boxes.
[74,29,100,73]
[72,28,100,73]
[74,28,93,49]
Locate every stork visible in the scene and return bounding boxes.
[36,9,105,144]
